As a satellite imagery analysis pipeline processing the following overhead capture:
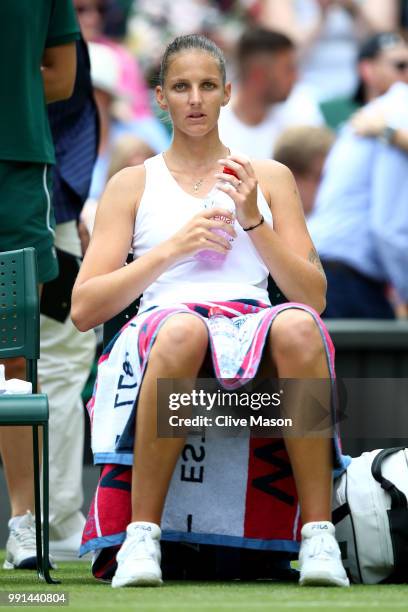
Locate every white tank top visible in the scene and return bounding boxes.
[132,153,273,312]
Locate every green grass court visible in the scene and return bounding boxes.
[1,557,408,612]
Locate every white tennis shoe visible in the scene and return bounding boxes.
[111,521,162,588]
[3,511,55,570]
[299,521,350,587]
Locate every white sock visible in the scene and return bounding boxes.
[126,521,161,539]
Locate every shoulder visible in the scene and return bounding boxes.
[100,164,146,214]
[252,159,300,215]
[252,159,295,189]
[105,164,146,197]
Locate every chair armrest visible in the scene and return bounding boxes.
[0,394,49,425]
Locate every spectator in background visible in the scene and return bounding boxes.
[74,0,169,152]
[258,0,399,102]
[102,0,134,39]
[81,133,155,237]
[274,126,334,216]
[352,108,408,154]
[39,34,99,562]
[218,28,323,159]
[0,0,79,570]
[74,0,149,120]
[87,41,170,200]
[321,31,408,130]
[126,0,249,77]
[308,34,408,319]
[107,134,155,179]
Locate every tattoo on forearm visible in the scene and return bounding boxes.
[308,248,325,274]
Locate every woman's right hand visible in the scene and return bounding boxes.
[165,208,237,261]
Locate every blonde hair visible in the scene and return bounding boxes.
[108,134,155,178]
[273,126,335,175]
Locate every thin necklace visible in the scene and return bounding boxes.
[164,148,230,193]
[193,177,204,193]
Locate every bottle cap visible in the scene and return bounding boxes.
[223,166,239,178]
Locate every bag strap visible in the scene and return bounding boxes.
[385,507,408,583]
[332,502,350,525]
[371,448,408,509]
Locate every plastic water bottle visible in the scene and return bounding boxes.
[195,167,238,263]
[207,307,238,378]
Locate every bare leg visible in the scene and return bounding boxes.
[266,310,333,524]
[0,357,35,517]
[0,285,43,517]
[131,314,208,525]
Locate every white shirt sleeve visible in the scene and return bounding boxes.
[372,82,408,130]
[370,142,408,299]
[274,84,324,129]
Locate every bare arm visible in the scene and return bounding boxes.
[72,166,237,331]
[216,156,327,313]
[259,0,398,44]
[352,109,408,153]
[72,166,168,330]
[254,162,327,313]
[41,42,77,103]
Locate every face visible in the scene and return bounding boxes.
[74,0,104,41]
[368,44,408,95]
[246,50,298,104]
[156,50,231,137]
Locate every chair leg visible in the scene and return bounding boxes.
[42,421,59,584]
[32,424,60,584]
[32,426,44,579]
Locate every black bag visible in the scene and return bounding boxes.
[40,248,81,322]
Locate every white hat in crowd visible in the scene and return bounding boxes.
[88,41,121,97]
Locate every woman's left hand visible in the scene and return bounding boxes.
[215,154,263,230]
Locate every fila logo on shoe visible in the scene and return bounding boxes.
[136,526,152,531]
